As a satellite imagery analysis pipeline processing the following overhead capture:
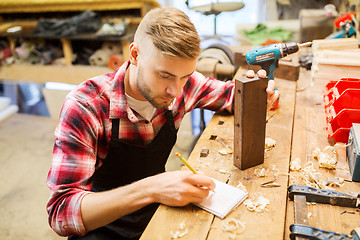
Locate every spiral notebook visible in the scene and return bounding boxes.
[194,178,248,219]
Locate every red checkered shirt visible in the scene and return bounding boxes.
[47,60,235,236]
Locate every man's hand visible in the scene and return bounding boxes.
[147,171,215,207]
[246,69,280,111]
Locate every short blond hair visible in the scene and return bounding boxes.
[134,7,201,59]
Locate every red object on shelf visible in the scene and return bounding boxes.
[323,78,360,143]
[334,12,356,28]
[0,46,12,61]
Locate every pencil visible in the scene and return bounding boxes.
[175,152,215,193]
[175,152,198,174]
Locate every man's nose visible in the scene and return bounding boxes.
[165,79,182,97]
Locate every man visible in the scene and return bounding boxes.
[47,7,279,240]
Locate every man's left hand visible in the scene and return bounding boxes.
[246,69,280,111]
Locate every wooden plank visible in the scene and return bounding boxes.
[312,38,359,52]
[234,75,267,170]
[0,64,109,85]
[0,0,160,13]
[142,75,297,239]
[285,68,360,239]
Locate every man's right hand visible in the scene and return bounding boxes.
[80,170,215,232]
[146,171,215,206]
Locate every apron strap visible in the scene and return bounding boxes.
[111,119,120,140]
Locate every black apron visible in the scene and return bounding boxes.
[69,110,177,240]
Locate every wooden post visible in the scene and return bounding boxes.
[60,38,73,66]
[234,74,268,170]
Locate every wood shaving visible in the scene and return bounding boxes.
[301,162,321,188]
[244,196,270,213]
[264,138,277,157]
[265,137,276,148]
[290,157,302,171]
[271,165,280,177]
[218,169,227,174]
[219,145,233,155]
[221,218,245,239]
[323,177,344,187]
[317,146,337,169]
[170,221,188,239]
[307,212,312,218]
[311,145,338,169]
[254,167,267,177]
[236,182,247,192]
[312,147,321,159]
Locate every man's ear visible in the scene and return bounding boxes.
[129,42,139,66]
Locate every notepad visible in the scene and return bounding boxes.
[194,178,248,219]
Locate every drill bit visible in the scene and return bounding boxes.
[299,42,312,48]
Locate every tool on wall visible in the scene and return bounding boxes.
[288,185,360,240]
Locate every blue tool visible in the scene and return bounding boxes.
[245,42,312,81]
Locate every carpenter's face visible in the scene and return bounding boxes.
[135,44,196,109]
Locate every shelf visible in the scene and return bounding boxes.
[0,0,160,16]
[0,64,110,85]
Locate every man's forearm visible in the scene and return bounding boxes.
[80,171,215,233]
[80,179,155,232]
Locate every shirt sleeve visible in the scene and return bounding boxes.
[46,90,101,236]
[182,71,235,113]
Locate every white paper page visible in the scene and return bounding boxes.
[194,178,248,219]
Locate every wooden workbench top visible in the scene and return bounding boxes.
[141,71,297,239]
[141,69,360,239]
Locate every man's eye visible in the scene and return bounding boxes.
[160,74,170,79]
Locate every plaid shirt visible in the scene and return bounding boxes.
[47,60,235,236]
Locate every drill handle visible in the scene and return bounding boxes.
[262,60,277,81]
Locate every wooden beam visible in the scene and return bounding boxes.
[0,64,109,85]
[234,74,268,170]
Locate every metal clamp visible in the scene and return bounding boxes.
[290,224,358,240]
[288,185,357,208]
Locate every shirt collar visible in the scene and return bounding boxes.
[109,60,130,119]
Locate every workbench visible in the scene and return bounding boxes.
[140,68,360,239]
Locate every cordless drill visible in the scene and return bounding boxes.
[245,42,312,109]
[246,42,312,81]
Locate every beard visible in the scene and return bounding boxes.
[136,65,174,109]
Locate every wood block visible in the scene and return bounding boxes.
[234,74,267,170]
[274,59,300,81]
[200,147,209,157]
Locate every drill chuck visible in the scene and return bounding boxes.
[280,42,299,57]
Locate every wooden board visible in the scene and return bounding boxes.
[284,70,360,238]
[0,64,109,85]
[0,0,160,15]
[141,72,297,239]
